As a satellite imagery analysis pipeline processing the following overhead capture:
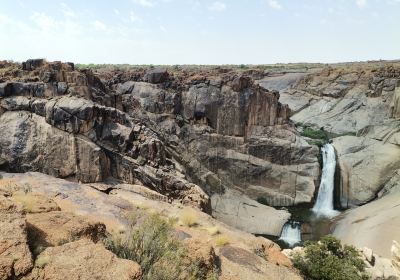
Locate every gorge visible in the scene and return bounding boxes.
[0,59,400,279]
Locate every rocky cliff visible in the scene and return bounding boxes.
[276,62,400,208]
[0,60,320,236]
[273,61,400,257]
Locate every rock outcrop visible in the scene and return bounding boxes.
[24,239,142,280]
[0,61,210,212]
[0,172,302,280]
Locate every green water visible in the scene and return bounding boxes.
[258,206,339,249]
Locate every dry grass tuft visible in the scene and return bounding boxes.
[13,193,36,213]
[180,209,198,227]
[205,226,220,236]
[215,235,230,247]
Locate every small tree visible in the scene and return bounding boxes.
[293,235,370,280]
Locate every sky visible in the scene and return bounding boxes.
[0,0,399,64]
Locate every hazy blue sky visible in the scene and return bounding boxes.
[0,0,399,64]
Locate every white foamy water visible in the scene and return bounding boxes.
[312,144,339,217]
[279,221,301,247]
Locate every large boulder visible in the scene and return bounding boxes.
[143,69,169,84]
[218,245,302,280]
[211,189,290,236]
[24,239,142,280]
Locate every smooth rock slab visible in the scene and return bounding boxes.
[211,189,290,236]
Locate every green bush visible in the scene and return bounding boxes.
[293,235,370,280]
[301,127,329,141]
[105,213,217,280]
[306,139,325,148]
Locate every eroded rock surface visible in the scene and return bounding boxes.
[0,196,33,279]
[0,172,301,280]
[24,239,142,280]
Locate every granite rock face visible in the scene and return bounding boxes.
[276,63,400,258]
[0,60,321,235]
[280,64,400,208]
[0,61,209,212]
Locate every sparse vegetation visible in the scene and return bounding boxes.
[293,235,370,280]
[35,256,49,268]
[301,127,329,141]
[105,213,217,280]
[215,235,230,247]
[136,156,147,166]
[307,139,325,148]
[180,209,198,227]
[13,192,36,213]
[205,226,220,236]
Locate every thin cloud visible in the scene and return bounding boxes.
[61,3,75,18]
[266,0,282,10]
[130,11,141,22]
[0,14,9,24]
[91,20,107,31]
[356,0,367,8]
[208,1,226,12]
[30,12,57,32]
[114,9,120,15]
[132,0,156,7]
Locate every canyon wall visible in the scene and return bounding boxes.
[0,60,321,235]
[274,62,400,257]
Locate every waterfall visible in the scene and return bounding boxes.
[279,221,301,247]
[312,144,339,217]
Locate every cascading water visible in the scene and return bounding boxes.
[312,144,339,217]
[279,221,301,247]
